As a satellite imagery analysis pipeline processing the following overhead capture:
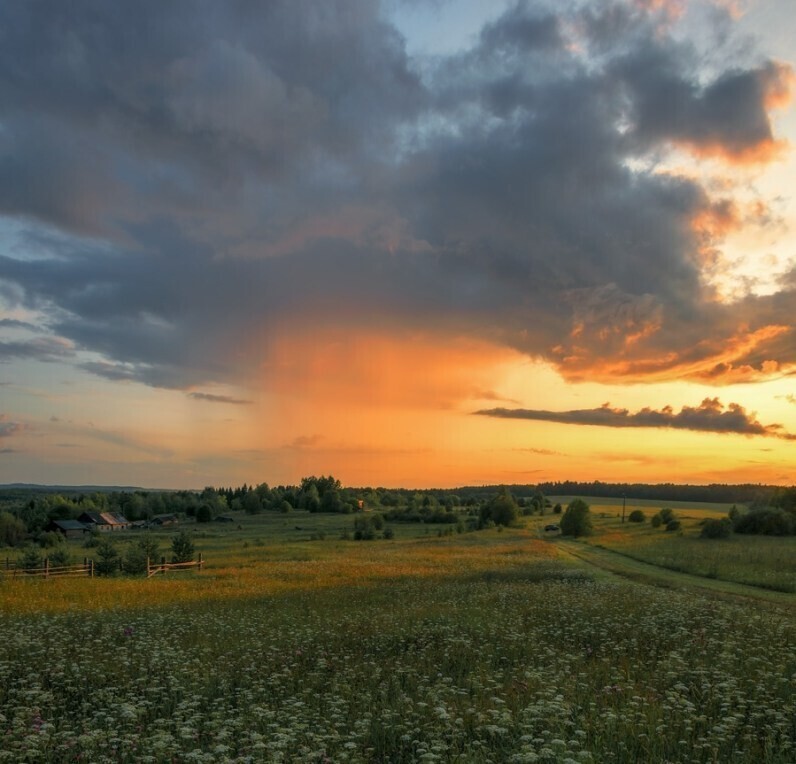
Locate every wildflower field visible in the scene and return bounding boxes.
[1,513,794,763]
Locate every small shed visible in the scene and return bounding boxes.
[48,519,89,539]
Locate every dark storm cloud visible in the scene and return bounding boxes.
[0,0,792,391]
[476,398,796,440]
[0,337,74,363]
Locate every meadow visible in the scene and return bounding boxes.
[1,510,795,763]
[573,503,796,593]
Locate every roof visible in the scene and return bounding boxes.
[79,511,128,525]
[78,511,105,524]
[52,520,89,531]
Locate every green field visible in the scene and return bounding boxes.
[567,504,796,593]
[1,509,795,763]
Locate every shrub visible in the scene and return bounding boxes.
[48,546,71,568]
[553,503,562,514]
[734,507,794,536]
[171,531,195,563]
[94,539,120,576]
[650,514,662,528]
[383,527,394,540]
[122,537,161,575]
[665,520,681,532]
[659,508,675,523]
[480,488,520,528]
[560,499,593,537]
[628,510,646,523]
[700,517,733,539]
[19,545,42,572]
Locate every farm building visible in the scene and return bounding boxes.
[48,519,90,538]
[77,511,130,531]
[151,513,178,526]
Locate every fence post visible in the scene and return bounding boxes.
[44,557,49,579]
[198,553,203,571]
[146,556,150,577]
[89,559,94,578]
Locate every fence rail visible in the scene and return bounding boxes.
[1,554,205,579]
[2,558,95,578]
[147,554,204,577]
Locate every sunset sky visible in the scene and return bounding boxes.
[1,0,795,489]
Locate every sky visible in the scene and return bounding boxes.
[0,0,795,489]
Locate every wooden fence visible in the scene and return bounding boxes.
[2,558,95,578]
[147,554,204,578]
[1,554,205,578]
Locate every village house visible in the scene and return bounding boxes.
[47,519,90,539]
[77,511,130,531]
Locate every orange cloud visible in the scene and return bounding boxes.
[557,323,793,384]
[680,137,788,166]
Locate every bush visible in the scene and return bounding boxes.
[650,514,663,528]
[19,545,42,572]
[383,527,394,540]
[48,546,71,568]
[628,510,645,523]
[94,539,120,576]
[560,499,593,537]
[553,503,562,514]
[171,531,195,563]
[665,520,681,532]
[480,488,520,528]
[122,544,147,575]
[734,507,794,536]
[659,508,675,523]
[700,517,733,539]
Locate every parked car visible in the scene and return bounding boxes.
[544,524,560,532]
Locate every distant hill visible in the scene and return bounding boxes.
[0,483,148,494]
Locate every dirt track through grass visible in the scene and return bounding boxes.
[553,539,796,609]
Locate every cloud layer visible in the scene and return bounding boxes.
[0,0,793,395]
[476,398,795,439]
